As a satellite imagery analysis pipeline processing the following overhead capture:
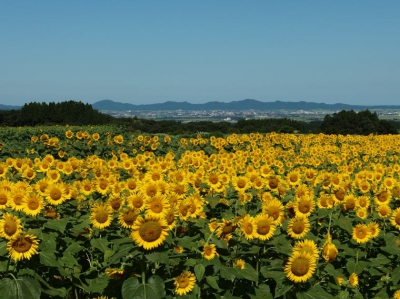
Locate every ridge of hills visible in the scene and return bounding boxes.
[92,99,400,111]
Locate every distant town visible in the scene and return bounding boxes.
[101,108,400,123]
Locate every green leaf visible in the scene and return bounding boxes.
[145,252,169,265]
[194,264,206,282]
[121,276,166,299]
[35,274,67,298]
[346,259,368,275]
[0,241,8,256]
[39,250,59,267]
[260,268,285,284]
[335,217,353,234]
[250,284,273,299]
[0,277,41,299]
[369,254,391,267]
[296,285,335,299]
[274,284,292,298]
[84,275,110,293]
[220,266,236,281]
[238,264,258,282]
[392,265,400,285]
[206,276,220,290]
[43,218,69,234]
[106,244,138,266]
[90,238,110,253]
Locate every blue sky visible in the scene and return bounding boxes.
[1,1,399,106]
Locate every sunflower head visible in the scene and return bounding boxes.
[7,233,39,261]
[131,216,169,250]
[174,271,196,296]
[284,252,316,283]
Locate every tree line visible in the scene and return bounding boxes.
[0,101,398,135]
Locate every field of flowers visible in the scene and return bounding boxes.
[0,125,399,299]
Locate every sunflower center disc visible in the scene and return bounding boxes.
[178,278,190,288]
[51,189,62,200]
[257,220,270,235]
[292,258,309,276]
[245,223,253,234]
[29,200,39,209]
[299,202,310,213]
[13,237,33,253]
[4,221,17,235]
[293,222,304,234]
[95,211,109,223]
[139,221,162,242]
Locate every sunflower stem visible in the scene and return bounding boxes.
[6,255,11,273]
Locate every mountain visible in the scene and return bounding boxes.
[92,99,398,111]
[0,104,21,110]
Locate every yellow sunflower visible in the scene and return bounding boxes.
[262,198,285,224]
[375,189,392,206]
[174,271,196,296]
[202,243,218,260]
[322,242,338,262]
[7,233,39,261]
[130,215,169,250]
[367,221,380,238]
[44,183,67,205]
[377,204,391,219]
[9,188,26,211]
[356,208,368,220]
[390,207,400,230]
[352,223,371,243]
[240,214,257,240]
[22,192,44,216]
[294,195,315,217]
[145,194,170,219]
[287,216,310,239]
[0,213,23,239]
[127,192,146,211]
[90,202,113,229]
[349,272,358,287]
[0,188,11,209]
[284,252,316,283]
[254,214,276,241]
[234,259,246,270]
[105,268,125,279]
[118,207,138,229]
[293,239,319,260]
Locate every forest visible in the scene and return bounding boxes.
[0,101,398,135]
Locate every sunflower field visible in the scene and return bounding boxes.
[0,126,400,299]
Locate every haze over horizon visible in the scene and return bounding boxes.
[1,1,399,107]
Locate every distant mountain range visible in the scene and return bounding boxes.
[92,99,400,111]
[2,99,399,112]
[0,104,21,110]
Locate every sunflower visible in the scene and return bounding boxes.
[44,183,67,205]
[202,243,218,260]
[349,272,358,287]
[390,207,400,230]
[262,198,284,224]
[34,177,52,196]
[22,192,44,216]
[130,215,169,250]
[375,189,392,206]
[174,246,184,254]
[141,181,160,198]
[394,290,400,299]
[240,214,257,240]
[287,170,302,187]
[357,195,370,209]
[118,207,138,228]
[127,192,146,211]
[355,208,368,220]
[9,188,26,211]
[284,252,316,283]
[293,239,319,260]
[367,221,380,238]
[80,179,94,196]
[90,202,113,229]
[287,216,310,239]
[105,268,125,279]
[0,213,23,239]
[322,242,338,262]
[108,196,123,212]
[145,195,170,219]
[174,271,196,296]
[317,193,334,209]
[7,233,39,261]
[294,195,315,217]
[215,218,237,242]
[234,259,246,270]
[254,214,276,241]
[352,224,371,243]
[0,188,11,209]
[377,204,391,218]
[232,175,251,192]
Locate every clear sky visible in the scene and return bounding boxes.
[1,1,399,106]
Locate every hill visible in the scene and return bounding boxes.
[92,99,400,111]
